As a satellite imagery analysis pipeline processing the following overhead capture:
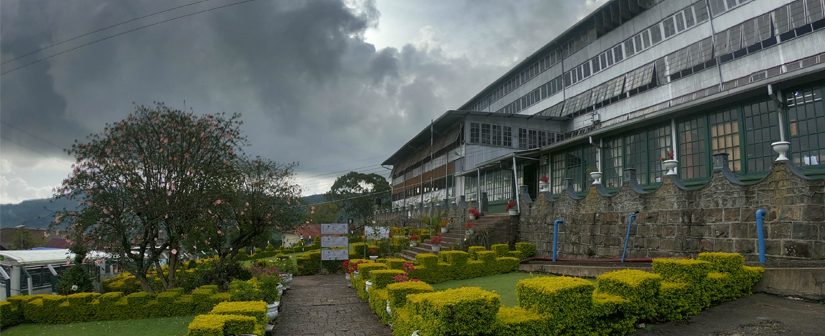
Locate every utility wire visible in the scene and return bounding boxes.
[1,0,256,76]
[1,0,214,66]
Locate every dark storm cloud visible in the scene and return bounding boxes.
[0,0,600,197]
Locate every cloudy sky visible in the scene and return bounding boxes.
[0,0,605,204]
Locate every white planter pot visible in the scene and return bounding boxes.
[589,171,602,185]
[345,273,351,281]
[772,141,790,161]
[440,227,448,234]
[431,245,440,253]
[539,182,549,192]
[409,242,417,248]
[369,255,378,261]
[508,209,519,216]
[468,214,477,220]
[386,300,392,315]
[365,280,373,293]
[662,159,678,176]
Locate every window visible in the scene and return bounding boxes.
[663,17,676,37]
[519,128,528,149]
[787,87,825,167]
[551,153,565,194]
[503,126,512,147]
[685,8,696,27]
[529,130,538,149]
[624,133,648,184]
[743,100,780,173]
[20,267,54,290]
[470,123,480,144]
[650,26,663,44]
[675,12,686,32]
[604,137,623,188]
[481,123,491,145]
[492,124,502,146]
[648,124,673,183]
[678,116,708,179]
[709,108,742,172]
[613,45,624,62]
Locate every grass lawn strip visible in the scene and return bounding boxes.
[0,315,195,336]
[432,272,540,307]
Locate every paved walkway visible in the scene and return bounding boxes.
[638,293,825,335]
[273,274,392,336]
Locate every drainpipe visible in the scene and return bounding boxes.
[620,211,640,263]
[552,218,563,263]
[512,155,520,213]
[477,168,482,213]
[756,208,767,265]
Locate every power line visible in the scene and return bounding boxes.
[1,0,257,76]
[1,0,214,66]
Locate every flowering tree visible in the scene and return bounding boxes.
[55,103,244,291]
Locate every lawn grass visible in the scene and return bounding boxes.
[0,315,195,336]
[431,272,541,306]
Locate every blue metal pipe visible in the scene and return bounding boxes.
[552,218,563,263]
[620,211,639,263]
[756,208,767,264]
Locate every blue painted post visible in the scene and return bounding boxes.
[620,211,639,263]
[552,218,563,263]
[756,208,767,264]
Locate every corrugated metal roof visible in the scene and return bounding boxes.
[0,249,71,265]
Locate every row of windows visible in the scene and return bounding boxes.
[565,1,707,88]
[496,76,564,115]
[393,176,450,201]
[518,128,560,150]
[463,170,513,202]
[709,0,750,17]
[470,123,513,147]
[541,85,824,191]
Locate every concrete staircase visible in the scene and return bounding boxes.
[400,214,510,260]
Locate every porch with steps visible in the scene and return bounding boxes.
[400,214,511,260]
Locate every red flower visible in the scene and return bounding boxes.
[505,199,517,211]
[430,235,443,245]
[468,208,481,217]
[464,222,476,229]
[540,175,549,184]
[402,262,415,273]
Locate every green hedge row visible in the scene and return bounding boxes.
[352,252,763,336]
[0,285,230,328]
[187,301,267,336]
[409,250,519,284]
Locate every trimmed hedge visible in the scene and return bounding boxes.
[371,270,407,289]
[368,288,391,324]
[515,242,536,259]
[0,300,21,328]
[210,300,267,327]
[517,276,593,334]
[468,246,486,259]
[405,287,500,336]
[491,244,509,257]
[386,281,434,309]
[493,306,547,336]
[187,314,257,336]
[596,269,662,320]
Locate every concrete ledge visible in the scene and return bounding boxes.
[754,268,825,301]
[521,263,825,301]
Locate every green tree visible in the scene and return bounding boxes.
[189,157,302,287]
[327,172,390,224]
[306,202,339,223]
[55,103,244,292]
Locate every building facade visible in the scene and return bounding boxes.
[380,0,825,260]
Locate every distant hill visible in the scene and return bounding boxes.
[1,194,328,229]
[0,197,78,229]
[301,194,326,204]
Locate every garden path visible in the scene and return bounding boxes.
[273,274,391,336]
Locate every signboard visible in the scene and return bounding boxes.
[364,226,390,240]
[321,223,349,235]
[321,248,349,261]
[321,236,349,248]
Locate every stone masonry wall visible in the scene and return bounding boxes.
[519,159,825,262]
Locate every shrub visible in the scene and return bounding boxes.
[495,257,519,273]
[210,301,267,327]
[657,281,699,320]
[258,275,281,303]
[494,306,548,336]
[371,269,406,289]
[697,252,745,273]
[0,301,22,328]
[187,314,257,336]
[590,291,635,335]
[368,288,391,325]
[516,276,593,331]
[467,246,486,258]
[406,287,500,336]
[385,258,407,270]
[351,242,369,259]
[652,258,711,283]
[357,262,388,280]
[476,251,496,264]
[54,265,95,295]
[596,269,662,320]
[386,281,434,309]
[229,279,261,301]
[506,251,523,260]
[491,244,509,257]
[415,253,439,269]
[515,242,536,259]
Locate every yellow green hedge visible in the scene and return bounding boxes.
[406,287,500,336]
[210,301,267,327]
[186,313,257,336]
[371,269,406,289]
[493,306,547,336]
[596,269,662,320]
[386,281,434,309]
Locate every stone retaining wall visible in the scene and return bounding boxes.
[519,157,825,262]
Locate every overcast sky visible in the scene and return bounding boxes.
[0,0,605,204]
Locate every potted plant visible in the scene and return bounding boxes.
[539,175,550,192]
[771,141,790,161]
[409,233,419,247]
[506,199,518,216]
[468,207,480,220]
[465,221,476,236]
[661,149,678,175]
[440,218,449,234]
[429,235,443,252]
[368,247,379,260]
